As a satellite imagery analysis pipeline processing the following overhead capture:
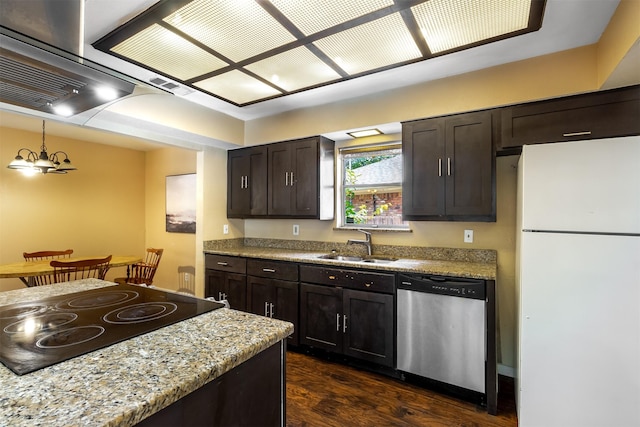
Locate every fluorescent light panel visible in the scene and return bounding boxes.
[348,129,383,138]
[93,0,544,107]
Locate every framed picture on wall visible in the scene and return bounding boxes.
[166,173,196,233]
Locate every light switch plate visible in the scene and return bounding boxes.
[464,229,473,243]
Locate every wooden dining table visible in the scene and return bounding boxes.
[0,256,142,287]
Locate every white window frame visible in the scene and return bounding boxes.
[338,142,408,230]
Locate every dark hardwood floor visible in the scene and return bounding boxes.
[286,351,518,427]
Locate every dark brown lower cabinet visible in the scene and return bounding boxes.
[205,255,247,311]
[135,341,285,427]
[299,282,394,368]
[205,269,247,311]
[248,275,299,345]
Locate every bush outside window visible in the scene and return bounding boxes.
[340,144,407,229]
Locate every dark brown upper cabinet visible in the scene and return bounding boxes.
[403,110,496,222]
[227,146,267,218]
[267,136,334,219]
[227,136,334,219]
[500,84,640,152]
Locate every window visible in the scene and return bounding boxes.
[339,143,407,229]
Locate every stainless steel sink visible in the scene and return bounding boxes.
[317,254,364,262]
[317,254,398,263]
[361,256,398,264]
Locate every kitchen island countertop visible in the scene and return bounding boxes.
[0,279,293,427]
[204,244,497,280]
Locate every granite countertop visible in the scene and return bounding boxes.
[0,279,293,427]
[204,238,497,280]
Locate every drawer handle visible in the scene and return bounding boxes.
[401,281,412,286]
[328,275,336,280]
[563,131,592,137]
[365,282,372,287]
[262,268,276,273]
[217,262,229,266]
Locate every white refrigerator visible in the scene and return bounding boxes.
[515,136,640,427]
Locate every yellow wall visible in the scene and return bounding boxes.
[144,147,198,292]
[244,44,600,145]
[596,0,640,87]
[0,126,146,291]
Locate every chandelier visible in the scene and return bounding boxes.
[7,121,77,174]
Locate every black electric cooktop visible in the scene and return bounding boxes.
[0,284,224,375]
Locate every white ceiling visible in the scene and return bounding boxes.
[1,0,636,151]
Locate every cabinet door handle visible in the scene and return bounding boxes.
[343,314,347,333]
[264,301,269,317]
[336,313,340,331]
[217,262,228,266]
[270,303,274,318]
[285,172,289,186]
[438,158,442,177]
[290,171,294,185]
[447,157,451,176]
[218,292,223,301]
[563,131,592,137]
[244,176,249,188]
[222,292,227,300]
[262,268,276,273]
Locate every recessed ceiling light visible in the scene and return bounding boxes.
[95,86,119,101]
[52,105,74,117]
[347,129,383,138]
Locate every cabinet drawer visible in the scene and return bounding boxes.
[205,254,246,274]
[247,259,298,281]
[300,265,395,294]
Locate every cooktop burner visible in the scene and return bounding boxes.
[0,284,224,375]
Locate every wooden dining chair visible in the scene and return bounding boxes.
[23,249,73,261]
[23,249,74,285]
[50,255,112,283]
[114,248,163,286]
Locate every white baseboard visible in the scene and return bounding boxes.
[498,364,516,378]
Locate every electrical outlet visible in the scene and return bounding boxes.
[223,224,229,234]
[293,224,300,236]
[464,229,474,243]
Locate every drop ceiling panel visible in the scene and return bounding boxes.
[111,24,227,80]
[194,70,281,105]
[164,0,297,62]
[313,13,422,75]
[93,0,546,107]
[412,0,532,54]
[269,0,395,36]
[245,46,342,92]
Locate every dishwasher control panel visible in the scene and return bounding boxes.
[397,274,485,300]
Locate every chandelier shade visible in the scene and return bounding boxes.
[6,121,77,174]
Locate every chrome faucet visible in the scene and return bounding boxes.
[347,229,372,256]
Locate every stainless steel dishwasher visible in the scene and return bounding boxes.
[396,273,486,393]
